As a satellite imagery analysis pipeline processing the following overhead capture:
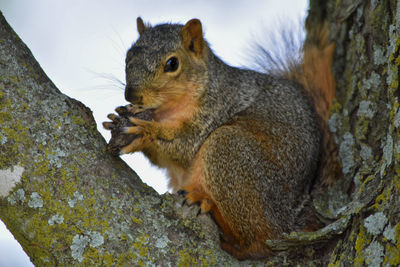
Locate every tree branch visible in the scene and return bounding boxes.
[0,12,231,266]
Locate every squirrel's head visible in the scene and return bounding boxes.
[124,17,208,109]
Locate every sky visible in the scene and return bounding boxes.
[0,1,308,265]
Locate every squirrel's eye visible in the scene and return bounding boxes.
[164,57,179,72]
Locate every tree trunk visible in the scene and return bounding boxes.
[308,0,400,266]
[1,0,400,265]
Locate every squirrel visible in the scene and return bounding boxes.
[103,17,340,260]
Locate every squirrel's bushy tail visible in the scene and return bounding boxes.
[300,23,341,184]
[253,21,341,184]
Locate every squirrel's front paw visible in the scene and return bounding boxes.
[102,106,155,156]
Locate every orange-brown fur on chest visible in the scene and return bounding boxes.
[141,80,202,191]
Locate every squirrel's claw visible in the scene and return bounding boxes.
[177,190,189,206]
[177,189,188,196]
[178,186,214,215]
[102,121,115,130]
[107,113,118,120]
[115,105,129,115]
[103,113,122,130]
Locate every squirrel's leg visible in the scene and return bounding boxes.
[188,124,280,260]
[180,144,238,244]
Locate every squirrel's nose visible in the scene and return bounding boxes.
[125,86,143,104]
[124,86,133,101]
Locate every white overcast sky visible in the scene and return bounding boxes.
[0,1,307,265]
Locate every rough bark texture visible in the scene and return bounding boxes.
[310,0,400,266]
[1,0,400,265]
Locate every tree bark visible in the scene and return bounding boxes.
[1,0,400,265]
[308,0,400,266]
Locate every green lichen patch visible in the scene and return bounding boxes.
[384,243,400,266]
[354,225,370,266]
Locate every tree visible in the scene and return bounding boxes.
[308,0,400,266]
[1,0,400,265]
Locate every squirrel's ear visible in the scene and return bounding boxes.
[181,19,204,56]
[137,17,149,35]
